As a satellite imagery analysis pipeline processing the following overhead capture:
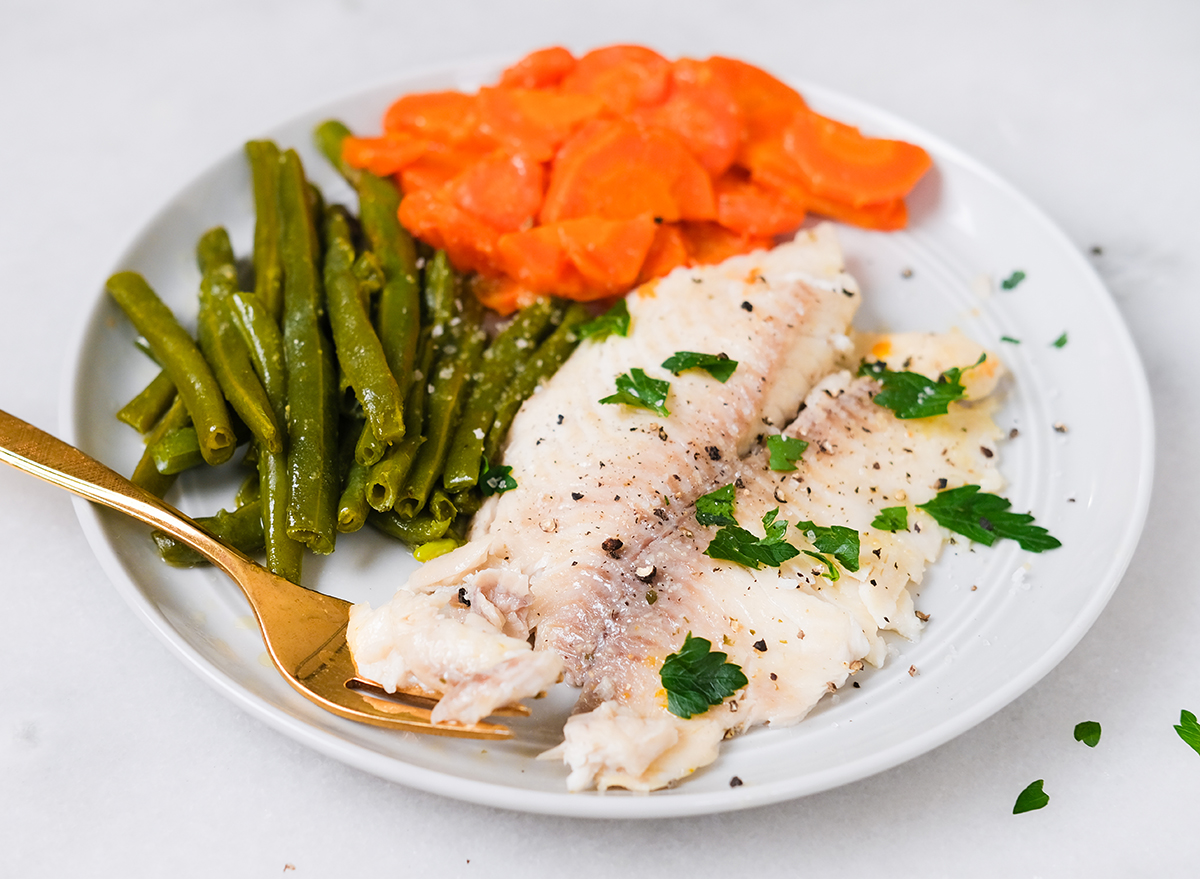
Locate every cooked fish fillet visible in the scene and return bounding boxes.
[347,226,1003,790]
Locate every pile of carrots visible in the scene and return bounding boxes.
[341,45,932,314]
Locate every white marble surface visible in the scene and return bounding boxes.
[2,0,1197,874]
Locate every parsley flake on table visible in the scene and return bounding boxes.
[704,508,800,569]
[1001,335,1021,344]
[1074,720,1102,748]
[766,434,808,471]
[795,520,861,572]
[660,632,749,719]
[1051,331,1068,348]
[599,368,670,417]
[661,351,738,383]
[802,550,840,581]
[917,484,1061,552]
[577,298,630,342]
[695,483,737,526]
[858,355,984,419]
[1012,779,1049,814]
[479,462,517,496]
[1174,710,1200,756]
[871,506,908,532]
[1001,270,1027,290]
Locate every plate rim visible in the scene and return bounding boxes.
[58,56,1156,819]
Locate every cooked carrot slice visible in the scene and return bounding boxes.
[448,149,545,233]
[397,189,504,276]
[541,119,715,223]
[556,214,658,296]
[701,57,809,153]
[681,221,772,266]
[637,222,690,284]
[468,274,543,316]
[755,177,908,231]
[783,111,931,207]
[560,45,672,114]
[478,87,604,162]
[499,46,577,89]
[632,71,741,177]
[398,142,497,194]
[383,91,494,150]
[714,168,806,238]
[341,133,428,177]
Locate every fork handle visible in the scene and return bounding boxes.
[0,408,250,576]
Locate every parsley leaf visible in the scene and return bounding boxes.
[802,550,840,581]
[660,632,748,719]
[1012,779,1049,814]
[872,506,908,532]
[917,485,1061,552]
[1001,270,1027,290]
[479,462,517,496]
[599,368,670,417]
[858,354,984,419]
[1001,335,1021,344]
[695,483,737,526]
[704,508,800,569]
[1174,710,1200,756]
[1074,720,1101,748]
[795,520,861,572]
[577,299,630,341]
[766,435,808,471]
[1051,331,1068,349]
[661,351,738,383]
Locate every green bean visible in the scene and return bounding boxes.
[323,205,405,445]
[336,423,371,534]
[226,290,304,582]
[442,297,557,491]
[278,148,339,555]
[131,395,190,496]
[354,423,388,467]
[485,303,589,462]
[245,141,284,322]
[424,249,457,330]
[152,502,265,567]
[133,336,161,365]
[197,231,282,455]
[428,487,457,524]
[151,426,205,475]
[314,121,422,408]
[106,271,235,466]
[235,469,261,508]
[450,488,483,517]
[397,314,486,518]
[364,329,434,510]
[116,369,176,433]
[369,509,454,546]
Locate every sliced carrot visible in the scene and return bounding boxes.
[398,142,497,195]
[496,224,588,299]
[560,45,672,114]
[758,176,908,231]
[681,221,772,266]
[700,57,809,155]
[637,221,690,284]
[341,133,428,177]
[631,70,741,177]
[447,149,545,233]
[499,46,577,89]
[714,168,807,238]
[397,189,504,276]
[555,214,658,296]
[468,274,540,316]
[541,119,715,223]
[383,91,494,150]
[783,111,931,207]
[478,86,604,162]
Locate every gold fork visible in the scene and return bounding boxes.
[0,408,519,739]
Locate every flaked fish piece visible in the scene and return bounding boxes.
[349,225,859,724]
[548,337,1001,790]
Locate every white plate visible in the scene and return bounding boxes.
[61,59,1153,818]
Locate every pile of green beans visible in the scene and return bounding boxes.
[110,124,584,582]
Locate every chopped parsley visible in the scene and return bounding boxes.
[1001,270,1027,290]
[1174,710,1200,756]
[1012,779,1049,814]
[695,483,737,526]
[766,434,808,471]
[1073,720,1102,748]
[577,298,630,341]
[660,632,748,719]
[704,508,800,569]
[479,462,517,496]
[871,506,909,532]
[661,351,738,383]
[1000,335,1021,344]
[795,520,861,572]
[599,368,670,417]
[802,550,840,581]
[917,484,1061,552]
[1051,331,1068,349]
[859,354,984,419]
